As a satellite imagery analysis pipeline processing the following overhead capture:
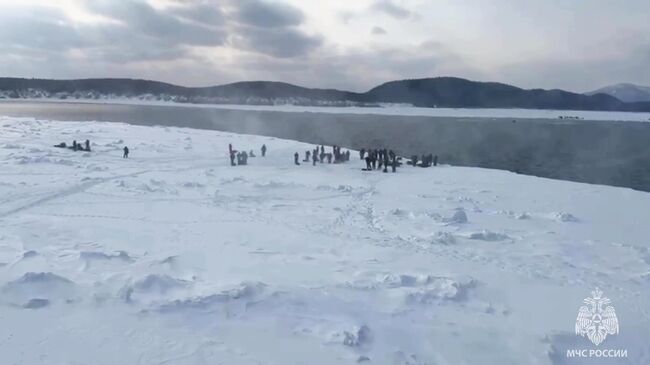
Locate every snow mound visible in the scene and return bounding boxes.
[157,281,267,312]
[404,277,477,304]
[181,181,205,189]
[431,231,457,245]
[330,325,372,348]
[254,181,301,189]
[14,156,76,166]
[552,212,579,222]
[496,210,532,220]
[516,212,532,220]
[80,250,134,262]
[2,143,23,149]
[443,209,468,224]
[22,250,38,259]
[389,208,416,219]
[379,273,444,288]
[2,272,77,305]
[132,274,189,294]
[23,298,50,309]
[468,230,511,241]
[220,176,247,185]
[79,251,134,270]
[130,180,179,195]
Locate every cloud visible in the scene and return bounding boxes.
[221,40,480,91]
[0,7,84,52]
[233,0,304,28]
[228,0,321,58]
[371,26,387,35]
[232,26,323,58]
[170,3,225,26]
[497,43,650,92]
[370,0,411,20]
[85,0,226,46]
[3,0,650,91]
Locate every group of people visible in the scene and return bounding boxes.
[229,144,266,166]
[291,145,438,173]
[408,153,437,168]
[295,145,352,166]
[360,148,400,173]
[54,139,92,152]
[53,139,131,158]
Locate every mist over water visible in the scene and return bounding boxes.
[2,100,650,192]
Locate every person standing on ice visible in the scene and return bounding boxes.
[85,140,91,152]
[304,150,311,162]
[383,152,389,173]
[230,151,236,166]
[360,149,365,160]
[261,144,267,157]
[123,146,129,158]
[294,152,300,165]
[312,149,318,166]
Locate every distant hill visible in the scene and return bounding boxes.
[364,77,626,110]
[586,83,650,103]
[2,76,650,112]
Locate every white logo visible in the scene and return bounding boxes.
[575,287,619,346]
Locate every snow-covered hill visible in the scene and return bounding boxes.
[587,83,650,103]
[1,117,649,364]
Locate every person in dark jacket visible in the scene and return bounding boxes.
[360,149,365,160]
[230,151,236,166]
[123,146,129,158]
[304,150,311,162]
[85,140,91,152]
[312,149,318,166]
[383,153,389,173]
[261,144,267,157]
[411,155,418,167]
[294,152,300,165]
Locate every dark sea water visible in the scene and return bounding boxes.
[2,100,650,192]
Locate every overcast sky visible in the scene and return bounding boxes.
[1,0,649,92]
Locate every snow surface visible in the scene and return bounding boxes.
[1,116,649,364]
[11,97,650,122]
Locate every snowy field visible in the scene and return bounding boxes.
[1,116,650,364]
[12,98,650,122]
